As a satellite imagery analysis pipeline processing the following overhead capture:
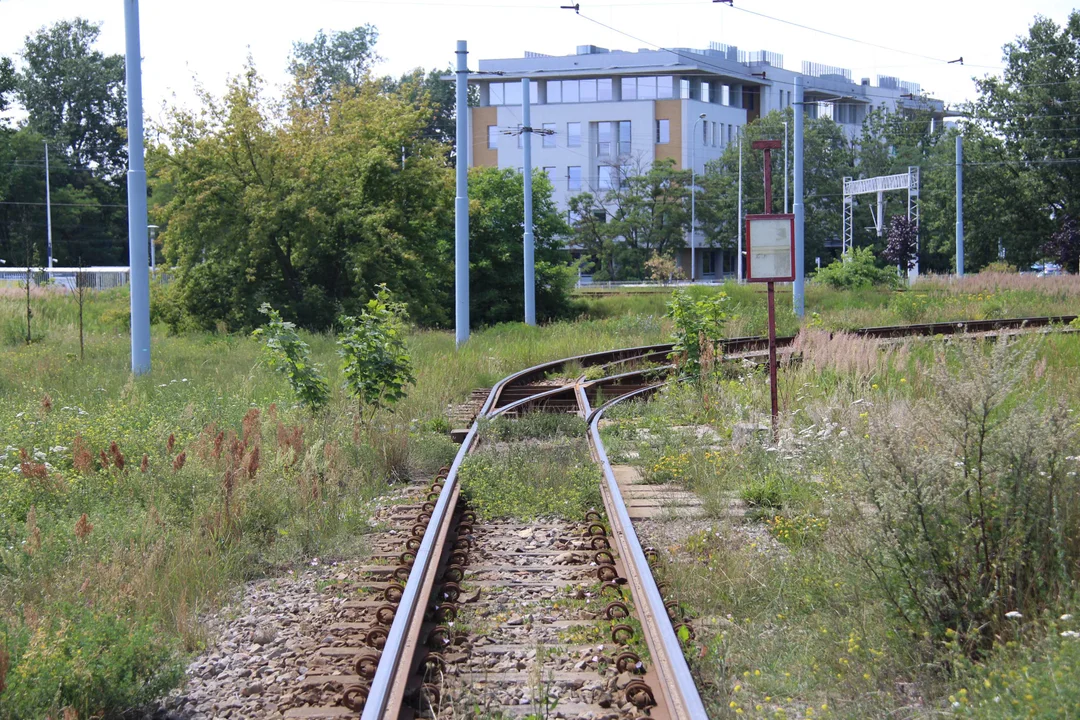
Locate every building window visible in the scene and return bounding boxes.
[505,82,522,106]
[638,76,656,100]
[703,250,715,275]
[592,209,607,223]
[543,166,557,185]
[701,81,711,104]
[598,78,612,102]
[597,121,612,156]
[728,124,733,145]
[703,121,708,145]
[489,83,504,106]
[568,165,582,191]
[580,78,597,102]
[657,75,674,99]
[567,122,581,148]
[597,121,631,157]
[487,125,498,149]
[618,121,631,155]
[622,77,637,100]
[713,122,719,147]
[680,78,691,100]
[547,80,562,103]
[488,81,538,106]
[656,119,670,144]
[562,79,580,103]
[598,165,617,190]
[542,123,556,148]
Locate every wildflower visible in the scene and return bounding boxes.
[1061,631,1080,639]
[1005,611,1022,619]
[74,513,93,540]
[173,451,187,472]
[1061,614,1073,621]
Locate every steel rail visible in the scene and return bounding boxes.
[585,383,708,719]
[360,343,676,720]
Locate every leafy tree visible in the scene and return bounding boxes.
[697,109,851,277]
[151,63,453,331]
[1041,215,1080,273]
[252,303,330,413]
[645,252,685,283]
[882,215,918,272]
[337,285,415,421]
[16,18,126,174]
[381,66,476,151]
[289,26,379,103]
[0,56,15,116]
[468,167,577,326]
[567,159,691,280]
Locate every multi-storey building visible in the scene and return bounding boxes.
[468,43,944,280]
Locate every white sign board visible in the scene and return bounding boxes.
[745,214,795,283]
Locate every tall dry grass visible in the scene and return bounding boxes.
[916,271,1080,298]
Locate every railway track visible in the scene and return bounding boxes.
[280,314,1076,720]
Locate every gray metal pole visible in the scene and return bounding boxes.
[45,142,53,271]
[956,134,964,277]
[522,78,536,325]
[783,120,789,214]
[793,76,805,318]
[125,0,151,374]
[736,132,743,281]
[691,122,697,282]
[455,41,470,346]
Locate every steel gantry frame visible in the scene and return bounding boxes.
[842,166,921,278]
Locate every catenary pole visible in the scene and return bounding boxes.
[956,133,964,277]
[455,41,470,346]
[792,76,805,318]
[522,78,536,325]
[45,142,53,271]
[783,120,789,214]
[124,0,151,374]
[737,132,743,281]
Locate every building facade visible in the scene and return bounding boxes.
[468,44,944,281]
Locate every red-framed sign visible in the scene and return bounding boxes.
[745,213,796,283]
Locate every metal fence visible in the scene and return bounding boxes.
[0,266,150,291]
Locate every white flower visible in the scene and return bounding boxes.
[1061,614,1074,621]
[15,412,23,419]
[49,446,67,454]
[1061,631,1080,639]
[1005,611,1023,619]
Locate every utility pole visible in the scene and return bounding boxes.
[522,78,536,325]
[125,0,151,375]
[956,134,964,277]
[783,120,789,214]
[736,131,743,281]
[455,40,470,346]
[45,142,53,272]
[691,113,706,282]
[792,76,805,318]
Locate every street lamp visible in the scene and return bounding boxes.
[691,112,706,282]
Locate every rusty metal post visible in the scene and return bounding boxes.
[752,139,782,440]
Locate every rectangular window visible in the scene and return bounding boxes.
[568,165,582,191]
[542,123,556,148]
[597,78,613,102]
[638,76,657,100]
[567,122,581,148]
[728,124,733,144]
[598,165,616,190]
[713,122,719,147]
[657,75,674,99]
[505,81,522,106]
[656,119,670,144]
[621,77,637,100]
[562,79,580,103]
[597,121,613,157]
[703,250,715,274]
[580,79,597,102]
[487,125,499,149]
[543,166,557,185]
[489,82,504,105]
[680,78,691,100]
[701,81,711,104]
[547,80,562,103]
[618,120,631,155]
[703,121,708,144]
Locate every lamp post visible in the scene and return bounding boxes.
[691,113,706,282]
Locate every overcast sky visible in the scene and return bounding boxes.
[1,0,1075,121]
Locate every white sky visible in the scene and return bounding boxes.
[0,0,1076,122]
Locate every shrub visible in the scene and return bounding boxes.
[812,247,902,290]
[979,260,1018,274]
[846,339,1080,657]
[0,604,183,720]
[252,304,330,413]
[667,288,729,380]
[337,285,415,422]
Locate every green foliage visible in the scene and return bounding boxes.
[812,247,902,290]
[0,604,183,720]
[338,285,415,419]
[288,25,380,103]
[980,260,1018,274]
[252,303,330,412]
[459,442,601,520]
[666,288,729,379]
[468,167,578,325]
[850,340,1080,656]
[481,412,587,442]
[0,56,14,115]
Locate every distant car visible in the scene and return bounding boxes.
[1031,262,1063,277]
